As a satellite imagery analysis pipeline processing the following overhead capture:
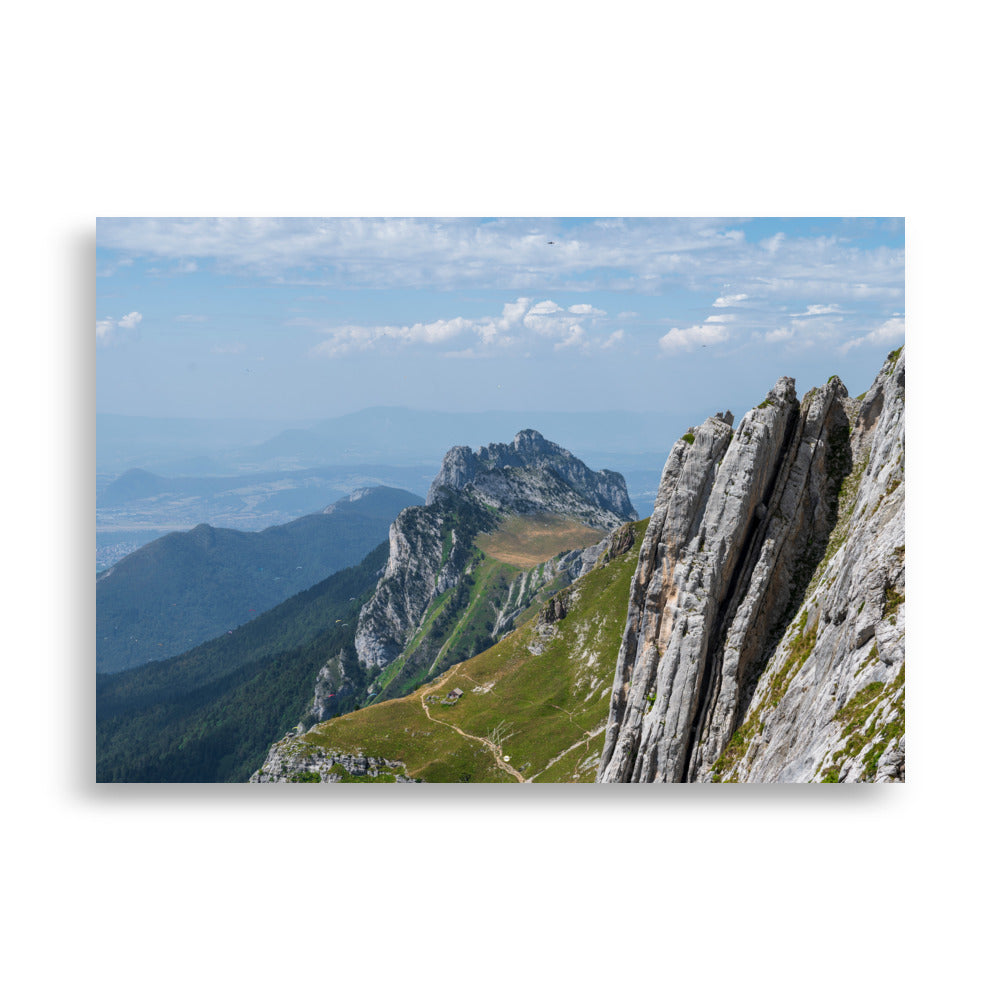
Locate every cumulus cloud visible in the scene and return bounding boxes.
[117,311,143,329]
[96,311,142,344]
[712,293,748,307]
[311,316,480,357]
[704,314,736,323]
[660,324,731,353]
[310,297,620,357]
[793,304,842,316]
[841,315,905,353]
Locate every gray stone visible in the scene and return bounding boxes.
[598,351,905,783]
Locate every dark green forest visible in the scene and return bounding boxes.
[96,542,388,782]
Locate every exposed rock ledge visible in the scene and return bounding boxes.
[598,349,904,782]
[250,736,415,783]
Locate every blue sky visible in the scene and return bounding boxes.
[96,217,904,423]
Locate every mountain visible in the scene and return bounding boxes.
[96,486,421,673]
[340,430,638,712]
[597,349,904,782]
[96,462,436,536]
[251,521,645,782]
[234,407,687,469]
[253,349,904,783]
[97,543,388,782]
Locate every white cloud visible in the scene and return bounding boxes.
[659,324,730,354]
[310,297,616,357]
[117,311,143,329]
[600,329,625,350]
[94,219,902,307]
[704,314,736,323]
[310,316,479,357]
[527,300,561,316]
[498,298,531,330]
[793,304,842,316]
[841,315,905,353]
[96,311,142,344]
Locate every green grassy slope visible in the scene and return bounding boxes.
[368,513,608,705]
[269,519,648,783]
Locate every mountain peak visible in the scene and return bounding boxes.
[426,430,636,527]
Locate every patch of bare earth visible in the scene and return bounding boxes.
[475,514,605,569]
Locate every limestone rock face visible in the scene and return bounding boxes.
[305,651,352,725]
[353,431,637,700]
[250,736,415,783]
[354,503,451,673]
[597,350,905,783]
[427,428,637,530]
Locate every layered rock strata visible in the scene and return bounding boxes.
[598,349,904,783]
[354,431,637,689]
[427,428,636,530]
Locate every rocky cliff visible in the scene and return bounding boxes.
[598,348,904,783]
[334,431,636,710]
[427,428,636,530]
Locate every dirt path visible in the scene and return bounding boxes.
[527,725,606,782]
[420,671,525,783]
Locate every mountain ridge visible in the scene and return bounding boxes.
[97,485,420,673]
[337,429,637,712]
[253,350,904,783]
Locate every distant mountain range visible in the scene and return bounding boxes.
[98,407,687,477]
[96,486,421,673]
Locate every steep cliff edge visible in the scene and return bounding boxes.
[314,431,637,716]
[598,348,904,783]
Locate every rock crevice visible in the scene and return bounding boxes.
[598,350,905,783]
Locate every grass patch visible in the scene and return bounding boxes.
[682,433,695,445]
[883,584,904,620]
[830,666,904,780]
[301,520,649,782]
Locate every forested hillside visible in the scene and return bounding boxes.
[96,543,388,782]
